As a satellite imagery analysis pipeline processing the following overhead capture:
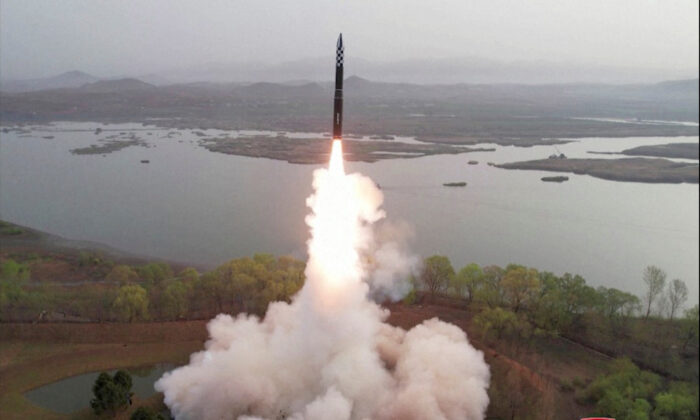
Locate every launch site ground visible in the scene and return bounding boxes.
[0,221,697,419]
[0,304,609,420]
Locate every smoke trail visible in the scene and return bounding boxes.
[155,140,490,419]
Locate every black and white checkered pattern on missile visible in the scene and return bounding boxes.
[336,47,343,67]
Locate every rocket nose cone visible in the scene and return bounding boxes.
[337,33,343,48]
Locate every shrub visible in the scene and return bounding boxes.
[90,370,133,415]
[131,406,165,420]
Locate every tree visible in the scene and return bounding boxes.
[667,279,688,320]
[196,272,225,315]
[218,258,261,312]
[583,358,661,420]
[419,255,454,298]
[90,370,133,415]
[451,263,483,302]
[474,265,505,307]
[0,259,28,314]
[113,284,149,322]
[533,272,598,334]
[473,307,518,340]
[113,370,133,392]
[131,406,165,420]
[162,279,190,320]
[253,253,277,270]
[137,263,173,286]
[596,286,640,319]
[501,265,539,312]
[643,266,666,319]
[179,267,200,283]
[105,265,138,285]
[654,385,698,420]
[558,273,597,316]
[679,305,699,352]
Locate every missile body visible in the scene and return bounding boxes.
[333,34,344,139]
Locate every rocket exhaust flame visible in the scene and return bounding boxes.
[329,139,344,177]
[155,35,490,420]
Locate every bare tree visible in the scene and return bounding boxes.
[667,278,688,320]
[656,294,670,318]
[643,265,666,319]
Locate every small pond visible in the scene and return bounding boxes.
[24,363,175,414]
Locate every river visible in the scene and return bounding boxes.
[1,122,697,304]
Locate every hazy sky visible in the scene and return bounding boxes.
[1,0,698,80]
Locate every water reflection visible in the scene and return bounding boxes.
[24,363,175,414]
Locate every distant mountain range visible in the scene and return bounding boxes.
[141,56,699,85]
[0,71,98,92]
[2,70,696,142]
[2,56,697,92]
[0,73,159,94]
[79,78,157,93]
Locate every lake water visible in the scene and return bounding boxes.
[1,122,698,304]
[23,363,173,414]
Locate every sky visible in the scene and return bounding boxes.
[1,0,698,80]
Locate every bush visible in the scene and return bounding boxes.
[90,370,133,415]
[402,289,417,305]
[473,307,518,340]
[131,406,165,420]
[1,226,23,235]
[559,379,575,392]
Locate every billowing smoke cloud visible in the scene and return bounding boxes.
[364,220,420,301]
[156,142,490,419]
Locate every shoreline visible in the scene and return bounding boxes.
[496,157,699,184]
[2,116,698,150]
[0,220,207,273]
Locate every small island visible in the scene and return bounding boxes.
[620,143,698,160]
[589,143,698,160]
[71,138,146,155]
[541,176,569,183]
[443,182,467,187]
[200,136,494,164]
[496,158,698,184]
[468,160,478,165]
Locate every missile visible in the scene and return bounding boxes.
[332,33,344,140]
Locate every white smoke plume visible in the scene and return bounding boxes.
[155,141,490,419]
[364,220,420,301]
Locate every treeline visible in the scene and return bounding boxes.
[416,256,698,376]
[414,256,699,420]
[0,254,304,323]
[418,256,695,329]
